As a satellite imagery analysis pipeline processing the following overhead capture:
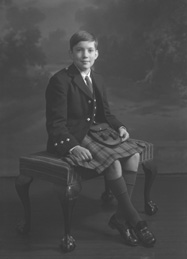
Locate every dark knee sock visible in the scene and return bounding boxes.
[123,170,138,198]
[107,176,142,226]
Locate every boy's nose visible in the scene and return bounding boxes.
[83,50,89,57]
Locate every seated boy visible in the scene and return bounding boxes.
[45,30,156,247]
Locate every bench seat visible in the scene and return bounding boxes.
[15,142,157,253]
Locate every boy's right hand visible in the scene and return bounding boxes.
[71,146,93,162]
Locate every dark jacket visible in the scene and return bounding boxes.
[45,63,124,156]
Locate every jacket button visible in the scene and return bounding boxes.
[87,118,91,122]
[88,100,91,104]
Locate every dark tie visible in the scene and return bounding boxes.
[85,76,93,94]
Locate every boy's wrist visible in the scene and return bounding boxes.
[119,126,127,131]
[69,145,80,154]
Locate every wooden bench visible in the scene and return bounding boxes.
[15,147,158,253]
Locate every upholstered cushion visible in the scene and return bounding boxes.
[19,151,80,185]
[19,151,101,185]
[19,142,153,185]
[139,141,154,163]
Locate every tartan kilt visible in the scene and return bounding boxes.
[64,135,153,174]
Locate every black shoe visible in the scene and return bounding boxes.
[145,201,158,216]
[134,221,156,247]
[108,214,138,246]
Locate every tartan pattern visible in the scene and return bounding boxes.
[64,135,153,174]
[18,137,153,185]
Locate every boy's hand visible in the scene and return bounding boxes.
[71,146,93,162]
[118,127,129,142]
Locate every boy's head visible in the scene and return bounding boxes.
[69,30,98,51]
[69,30,99,73]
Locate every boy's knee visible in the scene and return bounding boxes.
[121,153,140,171]
[131,153,140,163]
[105,160,122,179]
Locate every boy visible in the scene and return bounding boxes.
[45,30,156,247]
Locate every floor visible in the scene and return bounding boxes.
[0,174,187,259]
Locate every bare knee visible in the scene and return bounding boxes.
[123,153,140,171]
[105,160,122,180]
[131,153,140,164]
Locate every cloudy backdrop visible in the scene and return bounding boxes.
[1,0,187,176]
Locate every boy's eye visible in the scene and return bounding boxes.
[75,48,95,53]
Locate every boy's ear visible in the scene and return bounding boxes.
[95,50,99,59]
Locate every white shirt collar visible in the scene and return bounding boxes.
[80,70,91,80]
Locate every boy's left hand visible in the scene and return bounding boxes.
[118,127,129,142]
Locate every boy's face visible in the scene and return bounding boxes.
[70,41,98,73]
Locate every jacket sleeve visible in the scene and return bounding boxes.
[45,75,80,156]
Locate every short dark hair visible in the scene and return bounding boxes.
[69,30,98,50]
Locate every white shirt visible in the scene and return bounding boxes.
[81,71,92,85]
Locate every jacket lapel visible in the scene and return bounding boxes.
[67,64,94,99]
[91,71,103,97]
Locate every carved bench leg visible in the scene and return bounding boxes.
[15,175,33,234]
[54,182,82,253]
[142,160,158,215]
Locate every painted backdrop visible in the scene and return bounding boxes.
[1,0,187,176]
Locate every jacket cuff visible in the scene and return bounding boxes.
[53,136,79,156]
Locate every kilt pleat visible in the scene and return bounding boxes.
[64,135,153,174]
